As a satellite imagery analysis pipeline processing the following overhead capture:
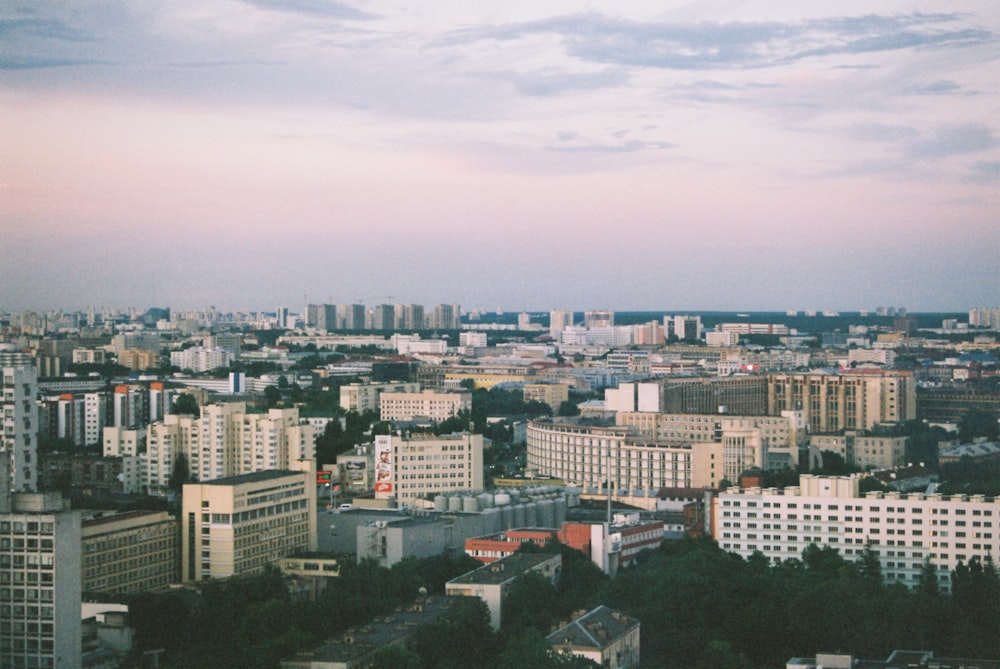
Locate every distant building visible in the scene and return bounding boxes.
[379,390,471,423]
[181,469,316,582]
[1,351,39,491]
[523,383,570,412]
[546,606,640,669]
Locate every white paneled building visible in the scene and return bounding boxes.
[713,475,1000,593]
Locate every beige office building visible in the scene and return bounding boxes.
[379,390,471,422]
[181,469,316,582]
[81,510,179,594]
[767,370,916,433]
[523,383,570,412]
[338,382,420,414]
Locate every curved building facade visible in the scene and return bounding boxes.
[527,419,718,496]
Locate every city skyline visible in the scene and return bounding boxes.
[2,1,998,313]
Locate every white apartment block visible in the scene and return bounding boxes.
[376,432,484,504]
[1,352,39,492]
[145,404,315,495]
[379,390,472,422]
[713,475,1000,593]
[339,382,420,414]
[527,419,720,495]
[170,346,234,373]
[181,469,316,582]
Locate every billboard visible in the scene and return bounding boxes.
[316,471,332,485]
[374,435,393,493]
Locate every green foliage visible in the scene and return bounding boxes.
[371,645,422,669]
[412,596,495,669]
[557,400,580,417]
[167,452,192,494]
[958,408,999,443]
[170,393,200,416]
[938,457,1000,496]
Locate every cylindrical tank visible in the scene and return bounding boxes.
[494,493,511,506]
[513,503,526,528]
[434,495,447,512]
[524,502,537,527]
[478,492,494,509]
[448,495,463,512]
[463,496,479,514]
[500,504,513,529]
[537,499,555,527]
[554,496,567,525]
[482,507,501,534]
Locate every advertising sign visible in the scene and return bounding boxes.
[316,471,332,485]
[374,435,393,493]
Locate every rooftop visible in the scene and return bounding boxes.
[447,552,559,586]
[200,470,302,486]
[546,605,640,651]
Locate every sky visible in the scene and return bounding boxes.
[1,1,998,314]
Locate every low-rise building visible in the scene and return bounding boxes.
[523,383,570,412]
[446,552,562,629]
[81,511,179,594]
[546,606,640,669]
[378,390,471,422]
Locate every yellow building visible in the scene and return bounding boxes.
[81,510,179,594]
[181,469,316,582]
[523,383,570,412]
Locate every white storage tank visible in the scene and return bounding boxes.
[463,496,480,514]
[434,495,448,512]
[494,492,511,506]
[448,495,463,512]
[478,492,494,509]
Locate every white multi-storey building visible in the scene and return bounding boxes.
[145,404,315,495]
[713,475,1000,593]
[527,419,721,497]
[375,432,484,504]
[339,382,420,414]
[1,351,39,492]
[169,346,234,373]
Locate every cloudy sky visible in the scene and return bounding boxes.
[2,1,997,313]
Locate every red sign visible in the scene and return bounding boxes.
[375,482,393,493]
[317,471,332,485]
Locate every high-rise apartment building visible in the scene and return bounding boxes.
[584,310,615,329]
[145,404,315,495]
[0,491,82,669]
[1,350,39,492]
[549,310,574,336]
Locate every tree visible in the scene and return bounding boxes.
[263,385,281,408]
[171,393,200,416]
[959,409,999,443]
[168,452,192,495]
[557,400,580,417]
[371,645,422,669]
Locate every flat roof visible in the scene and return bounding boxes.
[200,470,301,486]
[447,552,559,586]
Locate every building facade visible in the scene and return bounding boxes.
[81,511,179,594]
[0,492,82,669]
[712,475,1000,593]
[181,469,316,582]
[1,351,39,492]
[375,432,484,504]
[378,391,472,423]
